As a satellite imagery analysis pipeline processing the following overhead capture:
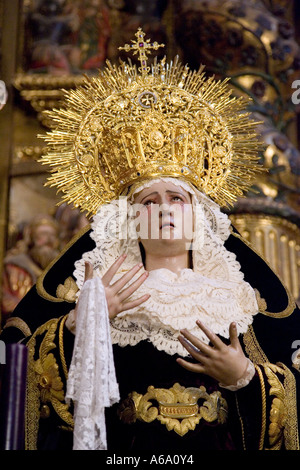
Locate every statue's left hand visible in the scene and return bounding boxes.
[176,321,249,387]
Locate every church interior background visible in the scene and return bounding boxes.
[0,0,300,327]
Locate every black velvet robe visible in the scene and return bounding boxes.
[1,225,300,451]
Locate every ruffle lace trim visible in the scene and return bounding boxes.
[109,267,258,357]
[219,359,256,391]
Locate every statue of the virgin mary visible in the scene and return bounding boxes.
[2,29,299,451]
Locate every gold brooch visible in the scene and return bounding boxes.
[118,382,228,436]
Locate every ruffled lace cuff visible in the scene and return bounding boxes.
[65,277,120,450]
[219,359,255,391]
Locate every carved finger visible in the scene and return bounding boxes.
[196,320,224,350]
[84,261,93,282]
[179,329,213,358]
[119,294,151,313]
[178,335,209,364]
[101,254,127,286]
[118,272,149,302]
[229,322,240,349]
[110,263,144,294]
[176,357,205,374]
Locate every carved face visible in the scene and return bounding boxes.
[132,180,194,257]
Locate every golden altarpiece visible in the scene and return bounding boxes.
[0,0,300,324]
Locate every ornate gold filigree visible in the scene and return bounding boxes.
[118,27,165,77]
[35,352,64,403]
[276,362,300,450]
[254,289,267,314]
[39,28,265,216]
[56,276,79,303]
[2,316,32,338]
[26,317,74,450]
[252,361,299,450]
[123,382,228,437]
[269,397,286,448]
[263,363,287,450]
[35,319,74,427]
[243,325,269,365]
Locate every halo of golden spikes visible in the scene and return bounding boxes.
[39,29,265,216]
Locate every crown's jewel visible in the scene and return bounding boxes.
[118,27,165,77]
[40,28,265,216]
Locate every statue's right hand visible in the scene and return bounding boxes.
[66,254,150,332]
[101,253,150,319]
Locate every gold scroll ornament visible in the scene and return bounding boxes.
[120,382,228,437]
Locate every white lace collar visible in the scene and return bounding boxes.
[109,265,258,357]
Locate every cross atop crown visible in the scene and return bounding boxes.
[118,27,165,77]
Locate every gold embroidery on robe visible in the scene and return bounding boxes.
[2,316,32,338]
[243,324,299,451]
[26,316,74,450]
[254,289,267,314]
[263,363,287,450]
[273,362,299,450]
[56,277,79,303]
[256,362,299,451]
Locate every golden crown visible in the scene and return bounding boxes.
[40,28,265,216]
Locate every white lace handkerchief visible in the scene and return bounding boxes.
[66,277,120,450]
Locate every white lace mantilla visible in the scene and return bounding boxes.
[65,277,120,450]
[73,177,259,357]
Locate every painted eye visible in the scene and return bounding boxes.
[172,196,184,202]
[144,200,155,206]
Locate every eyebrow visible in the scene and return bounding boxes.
[139,190,189,203]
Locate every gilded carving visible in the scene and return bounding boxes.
[122,382,228,436]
